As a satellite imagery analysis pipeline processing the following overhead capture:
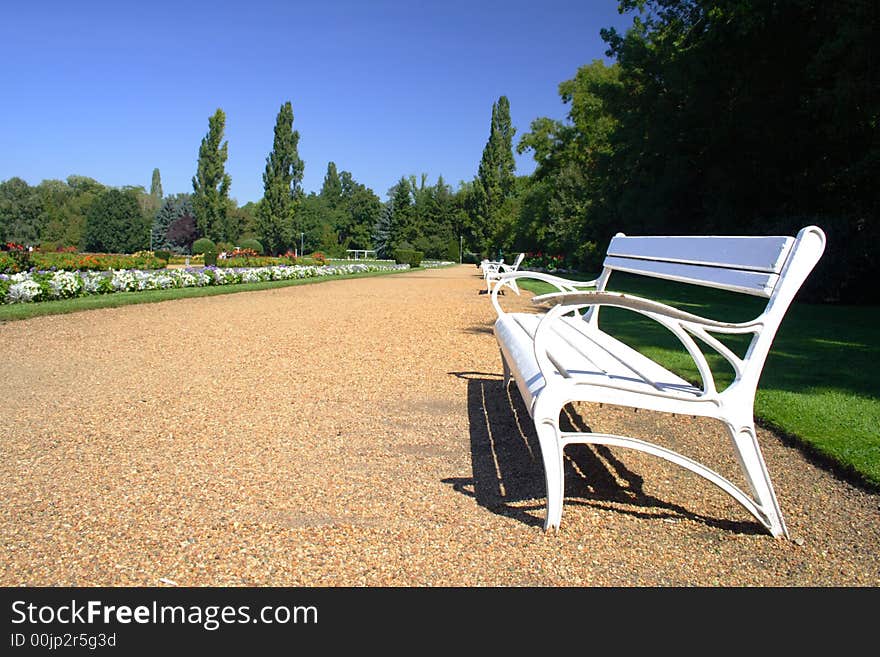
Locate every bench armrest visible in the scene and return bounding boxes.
[490,272,599,316]
[531,290,759,330]
[531,290,762,398]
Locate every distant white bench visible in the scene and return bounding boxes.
[484,252,525,293]
[490,226,826,538]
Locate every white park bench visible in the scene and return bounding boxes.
[484,252,525,293]
[489,226,826,538]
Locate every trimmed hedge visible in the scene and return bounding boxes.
[393,249,423,268]
[192,238,216,255]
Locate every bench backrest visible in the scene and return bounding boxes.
[590,225,826,393]
[598,226,825,300]
[603,234,794,297]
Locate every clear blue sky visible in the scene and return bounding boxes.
[0,1,633,204]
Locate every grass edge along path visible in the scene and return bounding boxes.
[0,266,421,323]
[515,272,880,489]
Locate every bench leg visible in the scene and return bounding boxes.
[722,414,788,538]
[500,350,511,387]
[536,419,564,531]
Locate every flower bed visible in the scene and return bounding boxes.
[0,263,409,305]
[6,252,167,273]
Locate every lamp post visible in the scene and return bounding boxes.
[300,232,304,257]
[459,235,462,264]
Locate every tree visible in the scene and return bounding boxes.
[387,177,413,252]
[83,188,147,253]
[192,108,232,242]
[597,0,880,301]
[516,60,622,268]
[35,179,74,247]
[372,203,393,259]
[40,176,107,249]
[256,101,304,254]
[152,194,195,253]
[342,180,382,250]
[150,168,163,201]
[0,177,43,245]
[166,213,198,254]
[320,162,343,209]
[473,95,517,254]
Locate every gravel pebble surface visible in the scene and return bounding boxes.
[2,265,878,587]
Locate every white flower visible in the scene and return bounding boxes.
[6,279,43,303]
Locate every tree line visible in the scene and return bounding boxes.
[507,0,878,303]
[2,0,875,301]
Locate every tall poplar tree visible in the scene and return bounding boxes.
[192,108,232,242]
[257,101,304,254]
[474,96,516,254]
[150,168,163,200]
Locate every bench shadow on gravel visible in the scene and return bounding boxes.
[443,371,762,535]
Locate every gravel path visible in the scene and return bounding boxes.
[2,265,878,586]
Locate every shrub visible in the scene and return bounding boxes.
[239,239,264,255]
[203,249,218,266]
[393,249,413,265]
[310,251,327,265]
[393,249,423,267]
[154,250,172,262]
[192,238,216,255]
[445,238,460,262]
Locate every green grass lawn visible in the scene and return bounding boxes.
[517,272,880,488]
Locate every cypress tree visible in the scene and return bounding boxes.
[256,101,304,254]
[192,108,232,242]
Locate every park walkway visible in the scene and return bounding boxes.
[1,264,878,585]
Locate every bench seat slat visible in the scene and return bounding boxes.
[496,313,701,416]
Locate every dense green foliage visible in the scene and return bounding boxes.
[256,101,303,254]
[512,0,879,302]
[393,248,424,268]
[192,237,215,255]
[0,177,42,245]
[82,188,148,253]
[0,175,118,250]
[238,238,264,255]
[192,108,232,243]
[291,163,384,257]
